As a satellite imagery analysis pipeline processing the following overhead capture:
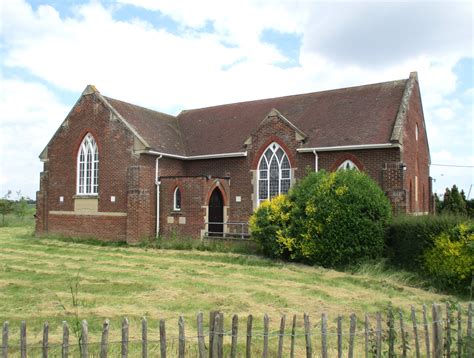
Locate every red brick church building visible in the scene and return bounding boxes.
[36,72,432,243]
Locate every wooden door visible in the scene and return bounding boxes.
[208,188,224,236]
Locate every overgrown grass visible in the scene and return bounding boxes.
[139,233,260,255]
[0,205,35,227]
[0,226,470,356]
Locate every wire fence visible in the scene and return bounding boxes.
[1,302,473,357]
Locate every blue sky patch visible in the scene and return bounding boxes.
[453,57,474,92]
[261,29,301,68]
[113,4,181,34]
[4,67,79,105]
[221,57,247,71]
[26,0,85,19]
[113,5,216,35]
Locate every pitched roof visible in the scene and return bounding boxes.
[100,76,413,157]
[105,97,185,156]
[177,79,408,156]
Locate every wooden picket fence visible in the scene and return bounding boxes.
[1,303,473,357]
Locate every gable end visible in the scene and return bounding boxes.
[390,72,418,145]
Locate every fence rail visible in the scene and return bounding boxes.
[1,303,473,357]
[204,222,250,239]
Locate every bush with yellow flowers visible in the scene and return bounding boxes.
[249,194,293,258]
[424,222,474,293]
[250,170,392,267]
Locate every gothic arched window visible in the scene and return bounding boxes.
[337,159,359,171]
[77,133,99,195]
[173,187,181,211]
[257,142,291,204]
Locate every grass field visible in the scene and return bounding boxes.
[0,222,470,356]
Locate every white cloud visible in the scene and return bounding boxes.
[0,0,473,197]
[302,2,473,67]
[0,77,70,197]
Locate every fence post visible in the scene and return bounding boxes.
[321,313,328,358]
[81,320,88,358]
[218,313,224,358]
[432,304,443,358]
[212,314,219,358]
[468,302,473,358]
[387,307,395,358]
[100,319,109,358]
[376,312,382,358]
[209,311,217,358]
[399,310,407,358]
[445,303,451,358]
[364,315,369,358]
[337,315,342,358]
[2,321,8,358]
[122,318,129,358]
[62,321,69,358]
[411,306,420,358]
[277,315,286,358]
[246,314,253,358]
[290,315,296,358]
[42,321,49,358]
[263,314,269,358]
[20,321,26,358]
[178,316,186,358]
[142,317,148,358]
[423,304,431,358]
[159,319,166,358]
[457,304,462,358]
[348,313,356,358]
[197,312,206,358]
[230,314,238,358]
[303,313,312,358]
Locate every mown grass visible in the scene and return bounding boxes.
[0,225,470,357]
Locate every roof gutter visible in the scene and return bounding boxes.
[297,143,399,153]
[143,150,248,160]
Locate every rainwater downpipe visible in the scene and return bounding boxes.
[313,150,319,172]
[155,155,162,237]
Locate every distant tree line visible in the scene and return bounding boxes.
[0,190,34,225]
[434,184,473,217]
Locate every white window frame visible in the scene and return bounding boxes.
[173,187,181,211]
[76,133,99,195]
[337,159,359,171]
[257,142,291,205]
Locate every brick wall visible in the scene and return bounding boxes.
[48,214,127,241]
[402,80,431,213]
[38,88,429,242]
[36,92,139,242]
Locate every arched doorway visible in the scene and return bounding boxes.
[208,188,224,236]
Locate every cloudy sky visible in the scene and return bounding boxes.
[1,0,473,199]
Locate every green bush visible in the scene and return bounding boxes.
[386,214,467,270]
[423,222,474,294]
[251,170,392,267]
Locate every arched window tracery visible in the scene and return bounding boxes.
[337,159,359,171]
[77,133,99,195]
[257,142,291,204]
